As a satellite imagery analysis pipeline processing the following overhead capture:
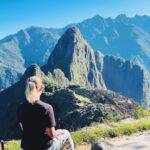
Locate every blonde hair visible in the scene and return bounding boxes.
[25,76,44,104]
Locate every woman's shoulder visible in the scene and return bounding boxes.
[36,100,53,110]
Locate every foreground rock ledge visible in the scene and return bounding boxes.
[91,131,150,150]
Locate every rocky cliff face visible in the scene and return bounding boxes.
[94,51,104,72]
[142,71,150,108]
[99,55,150,108]
[43,27,106,89]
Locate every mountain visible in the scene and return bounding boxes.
[101,55,150,107]
[92,49,150,108]
[42,27,150,108]
[0,27,60,67]
[0,14,150,91]
[73,14,150,68]
[1,25,150,107]
[42,27,106,89]
[0,27,60,90]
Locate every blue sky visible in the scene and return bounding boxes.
[0,0,150,39]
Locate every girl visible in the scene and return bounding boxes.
[17,76,74,150]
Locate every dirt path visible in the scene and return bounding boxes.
[75,131,150,150]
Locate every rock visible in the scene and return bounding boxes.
[95,51,104,72]
[91,141,113,150]
[101,55,150,108]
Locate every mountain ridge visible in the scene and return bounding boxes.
[0,14,150,92]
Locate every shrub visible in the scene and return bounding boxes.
[132,106,150,119]
[105,113,122,122]
[74,93,91,103]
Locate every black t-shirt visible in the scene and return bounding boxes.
[17,100,56,150]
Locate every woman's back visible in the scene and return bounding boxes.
[17,100,56,150]
[17,76,74,150]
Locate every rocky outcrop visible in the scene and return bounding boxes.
[43,27,106,89]
[142,71,150,108]
[91,141,113,150]
[100,55,150,108]
[91,131,150,150]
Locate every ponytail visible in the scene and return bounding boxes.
[25,78,38,104]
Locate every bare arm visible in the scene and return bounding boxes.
[45,105,64,138]
[45,127,64,138]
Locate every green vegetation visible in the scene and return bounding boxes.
[104,113,123,122]
[132,106,150,119]
[74,93,92,103]
[4,117,150,149]
[5,140,20,150]
[72,117,150,144]
[44,83,60,93]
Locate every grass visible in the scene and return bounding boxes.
[4,117,150,149]
[104,113,123,122]
[72,117,150,144]
[131,106,150,119]
[74,93,92,103]
[5,140,20,150]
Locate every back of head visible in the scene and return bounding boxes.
[25,76,44,104]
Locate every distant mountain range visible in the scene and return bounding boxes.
[0,14,150,91]
[0,14,150,109]
[0,27,59,90]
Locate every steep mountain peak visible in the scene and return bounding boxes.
[92,14,104,20]
[25,26,52,35]
[61,26,84,41]
[116,14,128,19]
[65,26,80,34]
[43,27,106,89]
[21,64,44,81]
[115,14,130,22]
[81,14,105,25]
[45,26,92,74]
